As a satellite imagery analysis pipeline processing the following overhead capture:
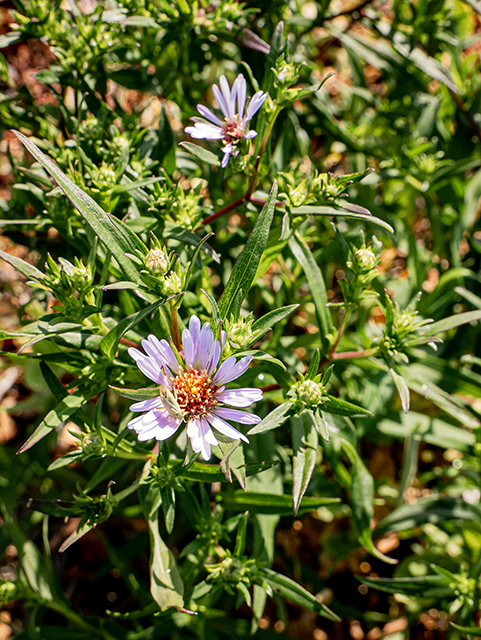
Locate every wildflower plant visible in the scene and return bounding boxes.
[1,3,481,640]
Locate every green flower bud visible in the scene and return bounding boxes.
[296,380,324,407]
[354,248,377,272]
[145,248,169,275]
[225,314,254,349]
[81,433,104,456]
[161,272,182,296]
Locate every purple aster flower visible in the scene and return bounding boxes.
[127,316,262,461]
[185,74,267,168]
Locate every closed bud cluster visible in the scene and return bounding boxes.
[145,247,170,275]
[296,379,324,407]
[225,313,255,350]
[161,272,182,296]
[81,433,105,457]
[354,248,377,272]
[90,162,117,190]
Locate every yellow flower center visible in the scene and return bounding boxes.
[171,368,219,419]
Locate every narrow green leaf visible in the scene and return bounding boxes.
[341,439,397,565]
[323,395,373,417]
[17,393,88,454]
[179,141,221,166]
[316,409,330,442]
[292,411,319,516]
[423,310,481,336]
[0,249,45,280]
[289,233,335,356]
[217,491,339,515]
[233,349,286,370]
[450,622,481,633]
[358,575,451,598]
[218,181,278,320]
[13,131,146,284]
[233,512,249,557]
[147,505,184,610]
[180,233,215,302]
[247,401,293,435]
[292,206,394,233]
[218,438,246,489]
[160,485,176,535]
[259,567,340,621]
[251,304,299,336]
[100,297,169,360]
[305,349,320,380]
[110,385,159,401]
[174,460,279,482]
[389,368,410,413]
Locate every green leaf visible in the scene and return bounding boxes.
[160,485,176,535]
[218,438,247,490]
[233,349,286,370]
[100,298,170,360]
[13,131,146,285]
[323,395,372,417]
[233,512,249,558]
[423,310,481,336]
[218,181,278,320]
[0,249,45,281]
[358,575,452,598]
[17,393,89,454]
[59,520,96,553]
[305,349,320,380]
[292,205,394,233]
[110,385,159,401]
[217,491,339,515]
[292,410,318,516]
[258,567,340,621]
[316,409,330,442]
[174,460,279,483]
[341,439,397,565]
[247,402,293,435]
[251,304,299,336]
[289,233,335,356]
[450,622,481,633]
[374,496,481,538]
[148,506,184,610]
[179,141,221,166]
[389,368,410,413]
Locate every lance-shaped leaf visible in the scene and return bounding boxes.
[110,385,159,401]
[422,310,481,336]
[173,460,279,483]
[291,205,394,233]
[179,141,221,167]
[13,131,146,285]
[218,181,278,320]
[292,410,318,515]
[218,437,247,490]
[100,297,174,360]
[389,368,410,413]
[341,439,397,565]
[323,395,373,417]
[289,233,335,356]
[258,567,340,621]
[357,574,452,598]
[250,304,299,337]
[0,249,45,281]
[217,490,339,515]
[247,401,293,435]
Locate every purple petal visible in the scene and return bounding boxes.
[196,104,222,125]
[197,322,214,370]
[219,75,235,117]
[221,145,232,168]
[187,418,212,460]
[236,74,247,118]
[216,388,263,407]
[214,407,261,424]
[129,397,160,412]
[182,328,195,367]
[185,123,224,140]
[128,348,163,384]
[246,91,267,120]
[244,130,257,139]
[128,409,181,441]
[212,83,229,118]
[214,355,253,385]
[207,339,221,375]
[207,412,249,443]
[189,315,201,350]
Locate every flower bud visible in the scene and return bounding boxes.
[81,433,105,456]
[296,380,324,407]
[145,248,169,275]
[161,272,182,296]
[354,248,377,272]
[225,314,254,349]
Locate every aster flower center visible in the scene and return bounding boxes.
[169,368,219,419]
[222,120,245,142]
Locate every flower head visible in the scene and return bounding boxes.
[128,316,262,460]
[185,74,267,168]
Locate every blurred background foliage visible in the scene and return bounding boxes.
[1,0,481,639]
